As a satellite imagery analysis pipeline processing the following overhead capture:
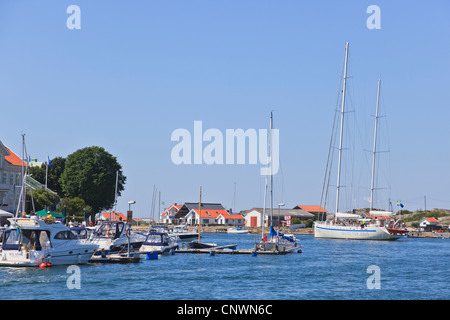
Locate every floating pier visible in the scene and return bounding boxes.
[175,248,290,255]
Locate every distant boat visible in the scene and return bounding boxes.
[227,227,248,234]
[169,225,199,239]
[314,42,403,241]
[139,228,179,254]
[0,218,98,267]
[88,220,146,252]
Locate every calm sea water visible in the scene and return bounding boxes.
[1,233,449,300]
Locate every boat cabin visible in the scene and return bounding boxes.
[92,221,125,240]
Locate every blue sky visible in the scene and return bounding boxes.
[1,1,449,218]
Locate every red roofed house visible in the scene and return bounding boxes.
[97,211,127,222]
[0,141,27,214]
[160,203,183,224]
[293,205,328,214]
[419,217,440,232]
[185,208,244,226]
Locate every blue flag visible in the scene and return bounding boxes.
[47,155,53,168]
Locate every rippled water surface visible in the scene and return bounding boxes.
[1,233,449,300]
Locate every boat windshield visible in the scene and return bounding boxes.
[2,228,51,250]
[94,222,124,239]
[144,233,166,245]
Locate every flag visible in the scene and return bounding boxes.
[47,155,53,168]
[396,201,404,208]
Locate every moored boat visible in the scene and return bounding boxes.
[0,218,98,267]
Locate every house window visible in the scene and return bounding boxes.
[2,173,6,184]
[10,173,14,185]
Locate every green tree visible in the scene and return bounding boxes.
[28,156,66,197]
[60,146,126,222]
[58,197,92,222]
[27,189,60,212]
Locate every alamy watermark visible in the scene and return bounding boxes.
[170,121,279,176]
[66,265,81,289]
[366,265,381,289]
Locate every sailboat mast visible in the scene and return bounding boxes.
[198,186,202,243]
[370,79,381,211]
[335,42,349,219]
[269,112,273,227]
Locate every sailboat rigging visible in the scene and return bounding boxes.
[314,42,406,240]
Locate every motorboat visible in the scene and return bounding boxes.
[139,228,179,254]
[227,227,248,234]
[88,221,146,253]
[0,218,98,267]
[169,225,199,239]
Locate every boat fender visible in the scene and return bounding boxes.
[209,251,215,256]
[251,251,257,257]
[39,262,51,268]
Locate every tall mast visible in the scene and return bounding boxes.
[335,42,349,218]
[198,186,202,243]
[269,112,273,226]
[370,79,381,211]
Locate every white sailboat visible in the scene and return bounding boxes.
[257,113,299,253]
[314,42,402,241]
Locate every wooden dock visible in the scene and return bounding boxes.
[175,248,290,255]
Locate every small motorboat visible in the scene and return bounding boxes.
[139,228,179,254]
[169,225,199,239]
[227,227,248,234]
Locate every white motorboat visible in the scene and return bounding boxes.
[169,225,199,239]
[227,227,248,234]
[139,228,179,254]
[0,218,98,267]
[88,221,146,253]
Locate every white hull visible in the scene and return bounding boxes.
[0,246,97,267]
[314,222,400,240]
[139,243,178,254]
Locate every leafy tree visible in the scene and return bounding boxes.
[27,189,60,212]
[60,146,126,222]
[28,156,66,197]
[58,197,92,222]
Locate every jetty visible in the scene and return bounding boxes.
[89,255,141,263]
[175,248,290,255]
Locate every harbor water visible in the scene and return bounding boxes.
[1,233,449,300]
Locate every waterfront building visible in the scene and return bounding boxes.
[0,141,26,214]
[244,207,314,227]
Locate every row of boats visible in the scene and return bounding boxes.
[0,217,300,267]
[0,219,191,267]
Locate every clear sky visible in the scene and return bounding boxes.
[1,0,449,218]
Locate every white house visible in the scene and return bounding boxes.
[160,203,183,224]
[244,207,314,227]
[185,208,244,226]
[216,212,244,226]
[419,217,439,231]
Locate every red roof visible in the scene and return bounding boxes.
[192,209,244,220]
[4,146,26,166]
[101,212,127,221]
[295,205,328,213]
[425,217,439,223]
